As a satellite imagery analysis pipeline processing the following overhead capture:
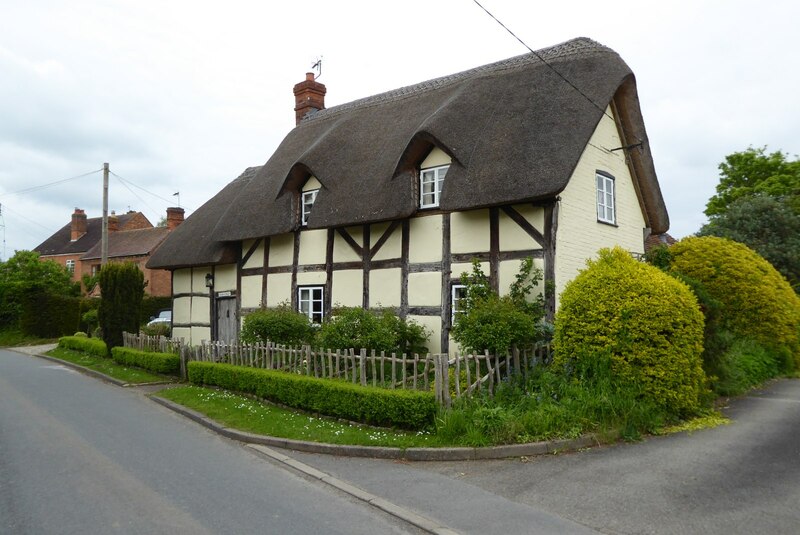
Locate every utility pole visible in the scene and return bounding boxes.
[101,162,109,266]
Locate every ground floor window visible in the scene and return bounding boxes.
[298,286,324,323]
[451,284,467,326]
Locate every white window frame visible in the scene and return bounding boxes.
[301,189,319,226]
[298,285,324,323]
[65,259,75,273]
[451,284,467,326]
[419,164,449,209]
[596,171,616,225]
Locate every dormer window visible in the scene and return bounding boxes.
[418,146,452,210]
[420,165,448,209]
[301,189,318,226]
[300,176,322,226]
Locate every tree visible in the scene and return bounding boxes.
[554,247,707,415]
[0,250,79,327]
[699,195,800,290]
[451,258,546,355]
[98,262,145,353]
[704,146,800,218]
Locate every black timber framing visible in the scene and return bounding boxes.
[440,213,451,354]
[400,219,410,319]
[489,207,500,294]
[543,200,559,322]
[290,230,300,310]
[362,224,370,309]
[324,228,334,317]
[261,236,271,307]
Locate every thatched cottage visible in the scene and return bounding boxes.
[147,37,669,352]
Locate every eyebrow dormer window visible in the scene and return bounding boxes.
[300,176,322,226]
[301,189,318,226]
[420,165,448,209]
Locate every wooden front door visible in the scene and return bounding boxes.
[215,297,238,344]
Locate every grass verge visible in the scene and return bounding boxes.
[0,328,57,348]
[45,347,169,384]
[156,385,441,448]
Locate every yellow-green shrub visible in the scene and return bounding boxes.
[669,236,800,368]
[553,248,707,415]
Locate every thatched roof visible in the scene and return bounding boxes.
[151,37,668,269]
[146,167,259,269]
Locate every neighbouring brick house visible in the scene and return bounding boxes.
[35,207,184,296]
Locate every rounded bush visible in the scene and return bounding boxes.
[669,236,800,367]
[554,247,707,415]
[240,306,315,346]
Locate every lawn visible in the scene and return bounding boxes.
[156,385,442,448]
[46,347,169,384]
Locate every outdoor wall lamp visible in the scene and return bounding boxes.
[205,273,214,288]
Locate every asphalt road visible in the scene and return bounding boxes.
[0,348,419,535]
[293,379,800,534]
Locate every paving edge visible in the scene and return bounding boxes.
[149,394,604,461]
[246,443,459,535]
[22,350,171,389]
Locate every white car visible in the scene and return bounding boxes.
[147,309,172,327]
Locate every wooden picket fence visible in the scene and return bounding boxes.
[124,332,552,407]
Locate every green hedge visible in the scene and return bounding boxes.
[187,361,436,430]
[20,292,82,338]
[111,347,180,376]
[58,335,108,357]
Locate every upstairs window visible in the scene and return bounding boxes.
[298,286,324,323]
[420,165,448,209]
[301,189,318,226]
[65,259,75,273]
[596,171,616,225]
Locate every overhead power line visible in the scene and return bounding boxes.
[0,168,103,198]
[109,171,190,210]
[471,0,643,145]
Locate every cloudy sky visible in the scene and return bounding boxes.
[1,0,797,259]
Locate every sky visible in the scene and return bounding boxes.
[1,0,798,260]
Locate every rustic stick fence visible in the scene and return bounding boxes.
[123,332,552,407]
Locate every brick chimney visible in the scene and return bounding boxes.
[293,72,326,125]
[70,208,87,241]
[166,207,185,230]
[108,212,119,233]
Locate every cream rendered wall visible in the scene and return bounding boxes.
[240,276,262,308]
[451,209,490,254]
[266,273,292,306]
[421,147,451,168]
[297,271,326,285]
[499,205,545,251]
[192,269,212,292]
[498,258,545,299]
[333,226,362,263]
[303,176,322,191]
[369,268,401,307]
[409,215,442,263]
[241,239,264,270]
[451,261,489,281]
[370,221,401,262]
[215,264,237,292]
[173,268,192,294]
[408,272,442,306]
[173,296,191,324]
[409,315,442,354]
[191,326,211,344]
[298,229,327,265]
[172,327,191,343]
[555,106,646,305]
[191,295,211,324]
[332,270,362,307]
[270,234,294,266]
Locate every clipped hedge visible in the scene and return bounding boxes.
[670,236,800,368]
[110,347,180,376]
[554,247,707,415]
[58,335,108,357]
[188,361,436,430]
